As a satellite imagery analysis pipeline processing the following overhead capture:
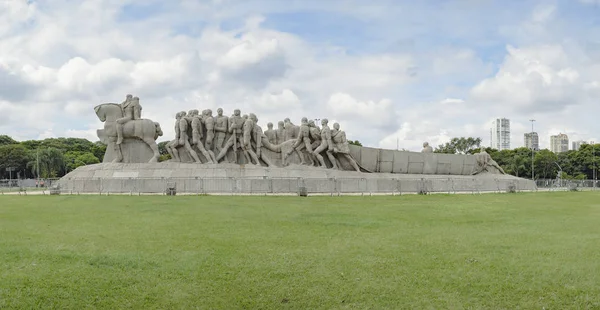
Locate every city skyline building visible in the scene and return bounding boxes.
[491,118,510,150]
[524,132,539,150]
[550,133,569,153]
[572,140,588,151]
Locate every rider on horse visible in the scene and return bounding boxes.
[116,94,142,145]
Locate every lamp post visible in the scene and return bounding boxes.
[592,141,596,190]
[36,141,44,187]
[530,119,536,180]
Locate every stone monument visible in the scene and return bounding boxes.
[61,96,537,194]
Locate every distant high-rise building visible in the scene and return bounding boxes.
[491,118,510,150]
[524,132,539,150]
[550,133,569,153]
[572,140,588,151]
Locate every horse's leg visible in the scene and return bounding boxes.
[110,137,124,163]
[144,139,160,163]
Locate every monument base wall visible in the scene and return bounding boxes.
[58,163,536,195]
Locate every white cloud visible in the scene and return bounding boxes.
[470,45,585,113]
[0,0,599,154]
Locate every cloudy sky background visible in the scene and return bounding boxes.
[2,0,600,151]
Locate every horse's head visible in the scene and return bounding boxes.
[94,103,122,122]
[94,104,106,122]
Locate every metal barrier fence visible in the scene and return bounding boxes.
[535,179,599,190]
[0,176,541,196]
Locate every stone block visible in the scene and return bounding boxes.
[360,147,380,172]
[407,153,425,174]
[392,151,410,174]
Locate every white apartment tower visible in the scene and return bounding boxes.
[550,133,569,153]
[572,140,587,151]
[491,118,510,150]
[524,132,539,150]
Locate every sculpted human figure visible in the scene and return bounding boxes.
[276,121,286,144]
[283,118,299,141]
[264,122,277,144]
[216,109,245,163]
[176,111,202,163]
[285,117,314,165]
[472,148,506,175]
[166,112,183,162]
[203,109,216,155]
[249,114,275,167]
[214,108,228,155]
[116,94,142,145]
[421,142,433,153]
[242,113,260,165]
[313,118,338,169]
[331,122,360,172]
[308,120,321,145]
[188,109,215,164]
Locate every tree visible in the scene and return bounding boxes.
[348,140,362,146]
[0,135,18,146]
[27,147,66,178]
[534,149,559,179]
[435,137,482,154]
[64,151,101,172]
[0,144,31,179]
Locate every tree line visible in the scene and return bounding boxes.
[0,135,106,179]
[434,137,599,180]
[1,134,596,180]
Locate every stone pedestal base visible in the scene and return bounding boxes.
[103,139,154,163]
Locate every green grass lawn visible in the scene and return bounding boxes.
[1,192,600,309]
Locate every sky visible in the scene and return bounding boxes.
[2,0,600,151]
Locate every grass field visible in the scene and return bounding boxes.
[1,192,599,309]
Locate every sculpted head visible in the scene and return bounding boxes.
[217,108,223,116]
[234,109,241,116]
[423,141,429,148]
[333,122,340,130]
[301,117,308,124]
[243,114,248,119]
[308,120,315,127]
[284,118,290,123]
[125,94,133,101]
[188,109,197,117]
[267,122,273,129]
[278,121,284,129]
[249,113,257,123]
[321,118,328,126]
[206,109,213,117]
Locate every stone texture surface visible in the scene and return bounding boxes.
[59,162,536,194]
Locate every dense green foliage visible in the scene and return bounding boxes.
[1,193,599,308]
[0,136,106,179]
[436,137,599,180]
[435,137,482,154]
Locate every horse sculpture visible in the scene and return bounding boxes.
[94,103,163,163]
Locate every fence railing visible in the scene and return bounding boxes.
[535,179,600,190]
[0,177,541,196]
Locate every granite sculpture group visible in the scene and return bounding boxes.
[95,95,367,172]
[92,94,508,175]
[57,94,534,194]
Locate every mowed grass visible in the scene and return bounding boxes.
[1,193,600,309]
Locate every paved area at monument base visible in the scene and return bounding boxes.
[58,163,536,194]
